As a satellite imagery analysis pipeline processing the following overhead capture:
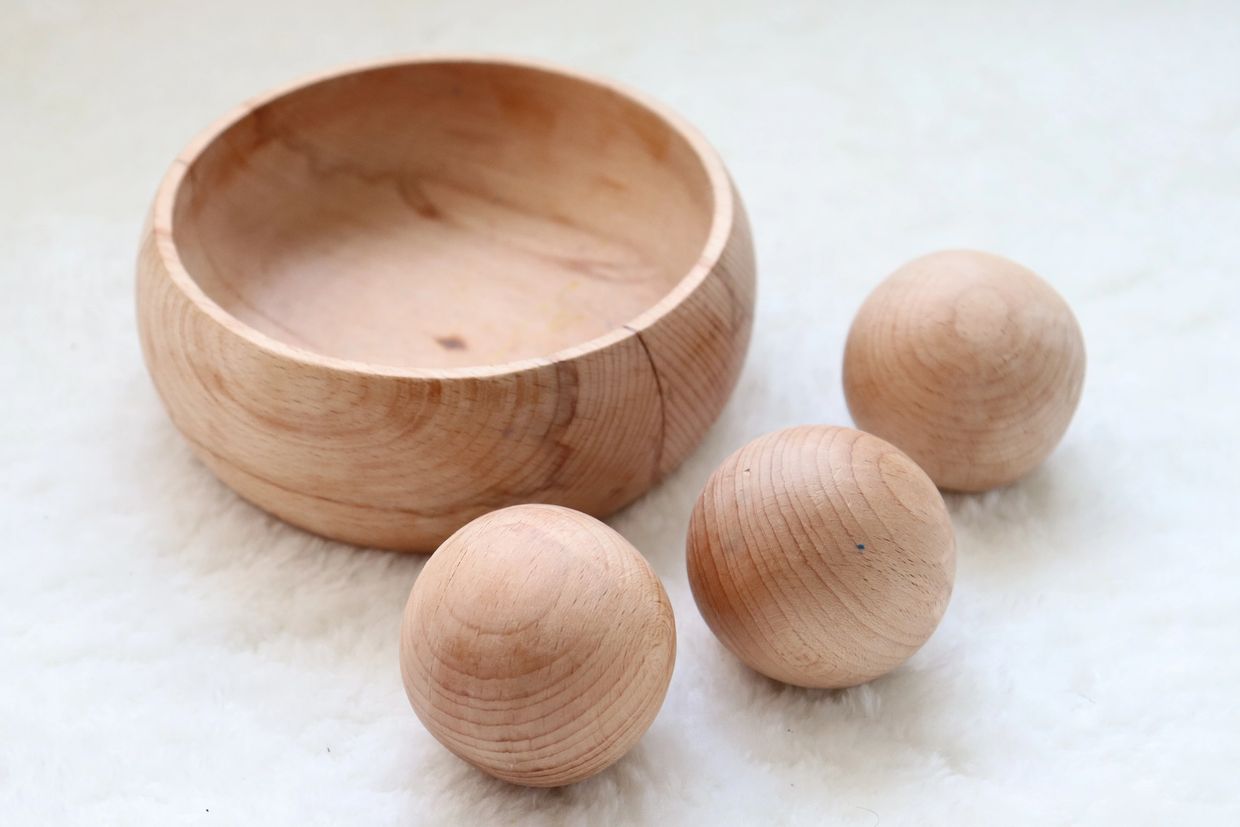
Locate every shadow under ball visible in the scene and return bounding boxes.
[400,504,676,787]
[686,426,955,689]
[843,250,1086,492]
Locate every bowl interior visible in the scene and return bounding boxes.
[171,61,716,369]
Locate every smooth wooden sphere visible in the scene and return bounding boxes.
[843,250,1086,491]
[686,426,955,689]
[137,57,755,550]
[400,504,675,787]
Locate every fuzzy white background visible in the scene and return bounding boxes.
[3,0,1238,823]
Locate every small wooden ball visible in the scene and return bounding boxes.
[686,426,955,688]
[843,249,1086,491]
[400,504,675,787]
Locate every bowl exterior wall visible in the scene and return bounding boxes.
[136,187,754,551]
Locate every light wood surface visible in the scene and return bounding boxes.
[843,250,1085,492]
[686,426,956,689]
[400,504,676,787]
[136,57,755,550]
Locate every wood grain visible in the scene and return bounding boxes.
[686,426,955,689]
[136,58,755,550]
[843,250,1085,492]
[400,504,676,787]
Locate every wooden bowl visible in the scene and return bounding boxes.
[401,504,675,786]
[137,57,755,551]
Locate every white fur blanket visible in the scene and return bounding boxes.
[4,0,1237,823]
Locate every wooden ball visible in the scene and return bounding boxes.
[400,504,675,787]
[843,250,1086,491]
[686,426,955,689]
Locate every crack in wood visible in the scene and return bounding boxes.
[626,325,666,482]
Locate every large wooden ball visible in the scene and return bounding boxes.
[686,426,955,688]
[400,504,675,787]
[844,250,1086,491]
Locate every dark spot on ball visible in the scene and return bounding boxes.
[435,335,467,351]
[414,201,442,220]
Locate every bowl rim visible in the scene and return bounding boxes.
[148,54,736,380]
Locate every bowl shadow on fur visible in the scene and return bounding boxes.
[134,407,428,663]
